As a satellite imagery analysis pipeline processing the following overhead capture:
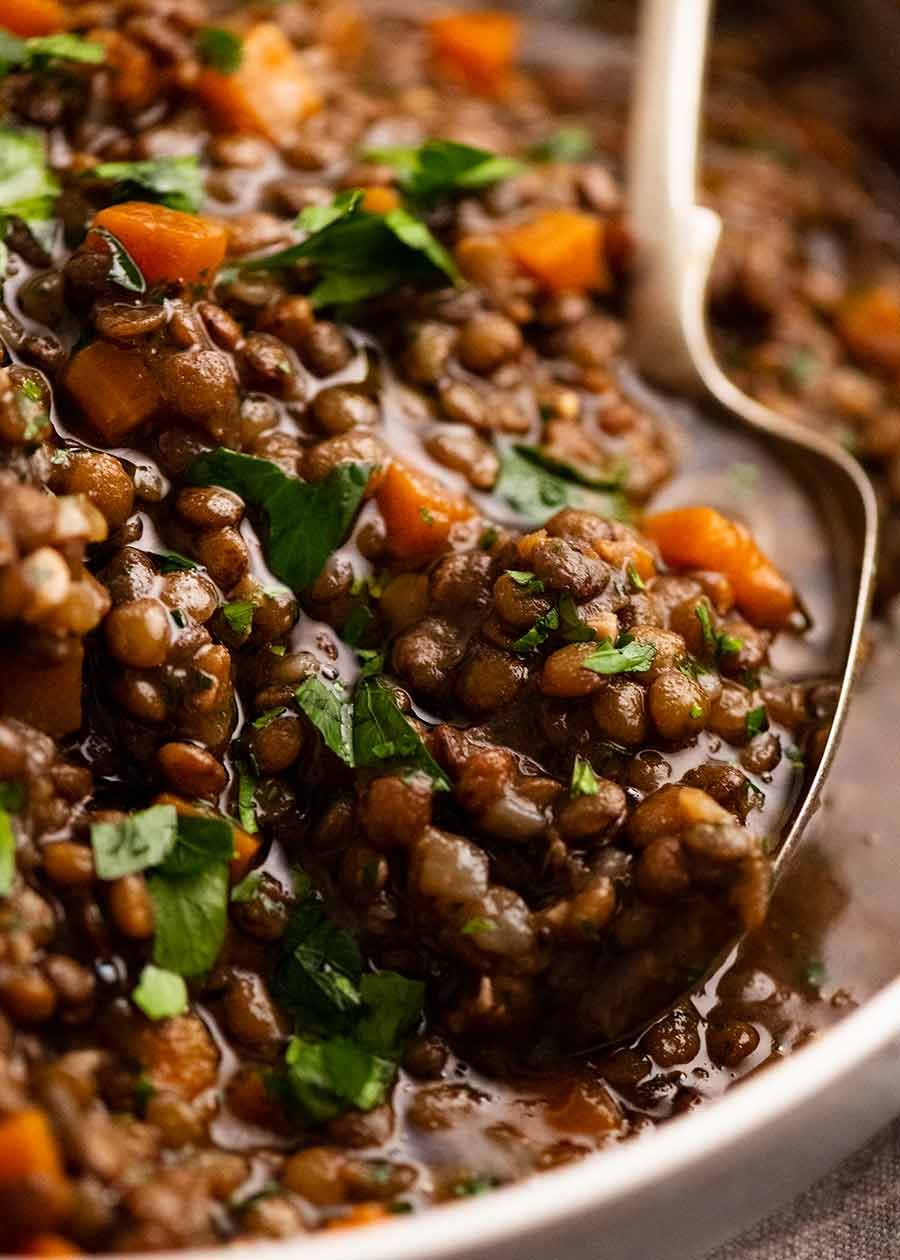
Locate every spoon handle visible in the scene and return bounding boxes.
[627,0,721,391]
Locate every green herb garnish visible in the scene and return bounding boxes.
[557,591,597,643]
[496,445,628,526]
[583,637,656,676]
[570,754,599,797]
[460,916,496,936]
[505,569,545,594]
[132,964,188,1020]
[89,226,146,292]
[745,705,769,740]
[0,127,59,246]
[237,761,258,835]
[87,155,204,214]
[355,971,424,1056]
[695,602,743,658]
[527,125,593,163]
[242,189,460,307]
[252,706,285,730]
[0,808,14,896]
[157,814,234,878]
[353,678,450,789]
[148,862,229,977]
[0,30,104,76]
[295,675,355,766]
[90,804,179,879]
[365,139,522,206]
[188,448,369,594]
[512,606,559,652]
[222,598,255,636]
[197,26,243,73]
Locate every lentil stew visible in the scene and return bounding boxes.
[0,0,897,1252]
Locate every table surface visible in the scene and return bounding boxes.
[703,1119,900,1259]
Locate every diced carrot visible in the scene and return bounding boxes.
[325,1203,391,1231]
[376,461,474,563]
[91,202,227,286]
[22,1236,81,1256]
[0,1110,65,1189]
[0,643,83,737]
[504,210,608,293]
[64,340,160,444]
[428,11,520,93]
[89,29,160,107]
[153,792,260,883]
[835,284,900,374]
[643,506,796,629]
[361,186,400,214]
[196,22,321,141]
[0,0,64,35]
[130,1014,219,1099]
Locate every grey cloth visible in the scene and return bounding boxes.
[704,1120,900,1259]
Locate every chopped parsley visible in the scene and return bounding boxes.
[252,706,285,730]
[451,1174,499,1197]
[132,964,188,1021]
[505,569,545,593]
[0,127,59,254]
[90,804,179,879]
[222,598,255,636]
[461,916,496,936]
[148,862,229,978]
[745,705,769,740]
[526,125,593,162]
[295,675,355,766]
[557,591,597,643]
[0,808,14,897]
[496,444,628,526]
[365,139,523,206]
[156,814,234,878]
[570,754,599,797]
[583,637,656,676]
[242,188,460,308]
[87,155,204,214]
[353,678,450,789]
[189,448,368,593]
[689,702,703,720]
[236,761,258,835]
[695,602,743,658]
[0,30,104,76]
[512,606,559,653]
[197,26,243,74]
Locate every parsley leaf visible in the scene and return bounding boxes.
[132,964,188,1021]
[295,675,355,766]
[695,603,743,659]
[222,598,255,635]
[627,563,646,591]
[570,754,599,797]
[252,706,285,730]
[0,127,59,231]
[243,191,460,308]
[89,226,146,292]
[273,895,363,1033]
[583,637,656,675]
[0,808,14,896]
[284,1036,395,1121]
[230,870,262,904]
[188,448,369,593]
[197,26,242,73]
[745,705,769,739]
[0,782,25,811]
[90,804,178,879]
[557,591,597,643]
[146,550,197,573]
[352,678,450,789]
[452,1174,498,1197]
[496,445,628,526]
[236,761,258,835]
[357,649,384,678]
[461,916,495,936]
[356,972,424,1057]
[365,139,522,206]
[527,126,593,162]
[157,814,234,877]
[512,606,559,652]
[0,31,104,76]
[88,156,204,214]
[505,569,544,593]
[148,862,229,977]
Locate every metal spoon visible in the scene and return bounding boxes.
[627,0,878,885]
